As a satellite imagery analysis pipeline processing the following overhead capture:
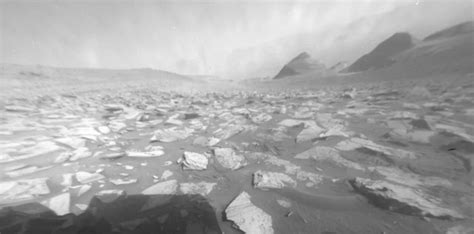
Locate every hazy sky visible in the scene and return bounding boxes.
[1,0,472,79]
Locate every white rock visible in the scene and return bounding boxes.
[277,199,292,208]
[43,193,70,216]
[0,178,50,204]
[54,137,86,149]
[182,151,208,170]
[350,177,464,219]
[142,179,178,195]
[110,178,138,185]
[126,149,164,157]
[77,185,91,197]
[179,182,216,196]
[336,138,416,160]
[225,191,273,234]
[160,170,173,180]
[296,125,325,142]
[69,147,92,161]
[75,171,105,184]
[96,189,125,203]
[295,146,364,171]
[98,126,111,134]
[253,170,297,190]
[75,204,88,211]
[214,148,247,170]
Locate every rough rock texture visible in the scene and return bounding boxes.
[295,146,364,171]
[41,192,70,216]
[179,182,216,196]
[349,177,464,219]
[0,178,50,204]
[181,151,208,170]
[225,191,273,234]
[253,170,297,190]
[141,180,178,195]
[214,148,247,170]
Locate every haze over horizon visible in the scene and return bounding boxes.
[1,0,472,79]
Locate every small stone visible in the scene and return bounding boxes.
[181,151,208,170]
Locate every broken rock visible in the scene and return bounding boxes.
[350,177,464,219]
[253,170,297,190]
[181,151,208,170]
[225,191,273,234]
[213,148,247,170]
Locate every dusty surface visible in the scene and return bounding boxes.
[0,65,473,234]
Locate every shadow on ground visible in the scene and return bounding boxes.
[0,194,222,234]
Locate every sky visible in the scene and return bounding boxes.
[0,0,472,79]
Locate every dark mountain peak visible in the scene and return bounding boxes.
[290,52,311,62]
[424,21,474,41]
[273,52,326,79]
[346,32,416,72]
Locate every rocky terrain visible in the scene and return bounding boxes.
[0,68,473,233]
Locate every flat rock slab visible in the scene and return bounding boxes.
[0,178,50,204]
[76,171,105,184]
[350,177,464,219]
[213,148,247,170]
[253,170,297,190]
[180,182,216,196]
[225,191,273,234]
[336,137,416,160]
[141,180,178,195]
[295,146,365,171]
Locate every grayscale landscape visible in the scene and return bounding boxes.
[0,1,473,234]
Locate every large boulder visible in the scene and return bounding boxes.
[225,191,273,234]
[349,177,464,219]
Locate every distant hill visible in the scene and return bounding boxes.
[424,21,474,41]
[273,52,326,79]
[346,32,417,72]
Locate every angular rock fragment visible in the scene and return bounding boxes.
[181,151,208,170]
[110,178,138,185]
[213,148,247,170]
[179,182,216,196]
[150,127,193,142]
[225,191,273,234]
[253,170,297,190]
[336,138,416,160]
[350,177,464,219]
[160,170,173,180]
[96,189,125,203]
[126,148,164,157]
[296,125,325,142]
[141,179,178,195]
[295,146,364,171]
[75,171,105,184]
[141,180,178,211]
[42,192,70,216]
[0,178,50,204]
[69,147,92,161]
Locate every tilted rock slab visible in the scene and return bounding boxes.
[350,177,464,219]
[225,191,273,234]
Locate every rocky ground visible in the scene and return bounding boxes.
[0,77,473,234]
